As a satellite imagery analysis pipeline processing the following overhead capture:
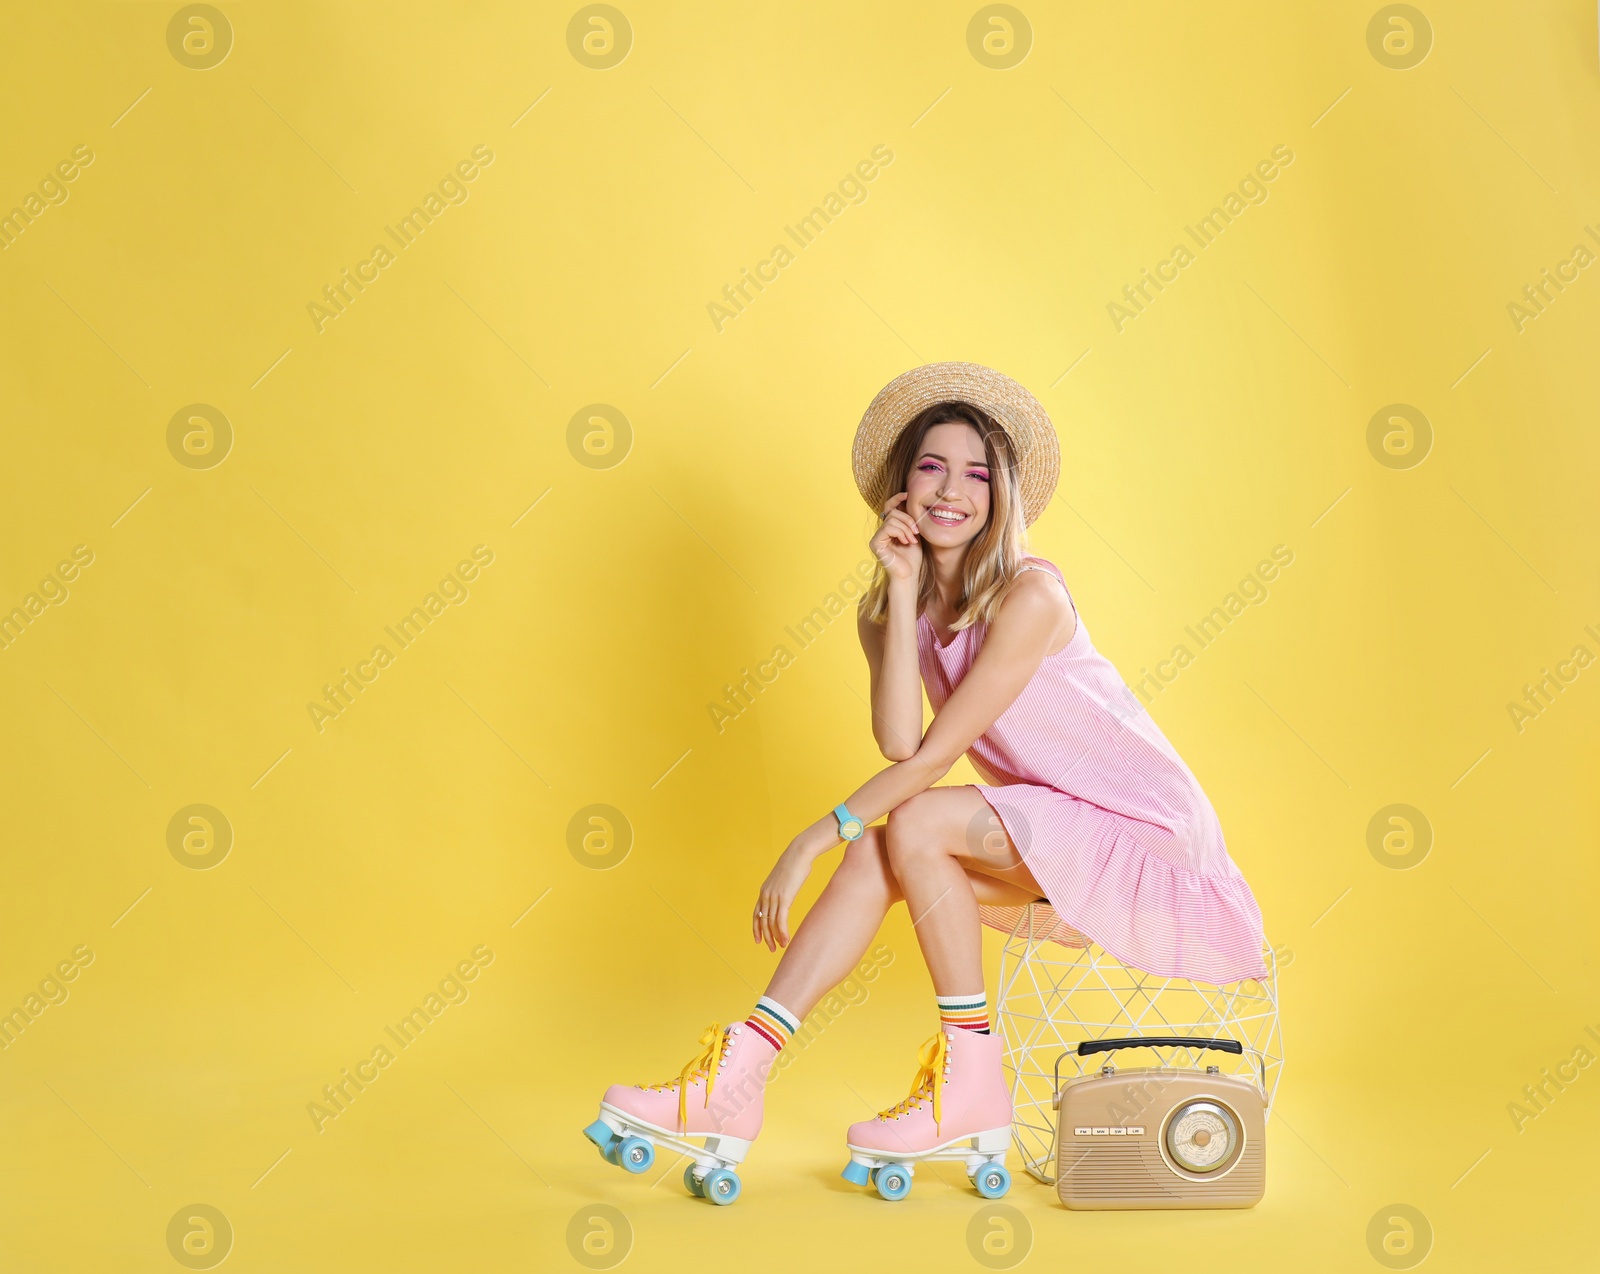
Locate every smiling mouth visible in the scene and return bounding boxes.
[926,506,969,526]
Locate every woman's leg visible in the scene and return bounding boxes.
[882,786,1042,995]
[764,789,1040,1015]
[836,787,1037,1161]
[763,826,901,1019]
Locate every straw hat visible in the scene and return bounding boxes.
[851,361,1060,527]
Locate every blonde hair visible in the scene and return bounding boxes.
[860,401,1030,633]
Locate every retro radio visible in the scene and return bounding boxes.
[1051,1035,1265,1210]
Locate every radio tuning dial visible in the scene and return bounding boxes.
[1165,1100,1239,1172]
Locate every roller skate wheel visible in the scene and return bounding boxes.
[616,1136,655,1174]
[840,1159,872,1187]
[701,1167,741,1205]
[683,1164,705,1197]
[874,1165,912,1200]
[973,1162,1011,1199]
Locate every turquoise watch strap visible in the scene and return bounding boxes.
[833,803,865,840]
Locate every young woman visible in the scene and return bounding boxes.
[584,363,1269,1204]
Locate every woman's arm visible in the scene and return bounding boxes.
[860,493,926,760]
[858,577,923,761]
[754,570,1074,948]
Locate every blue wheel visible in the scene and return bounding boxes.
[974,1162,1011,1199]
[683,1164,705,1197]
[701,1167,742,1205]
[840,1159,871,1187]
[616,1136,655,1174]
[874,1164,912,1200]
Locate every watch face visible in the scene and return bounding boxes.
[842,820,863,839]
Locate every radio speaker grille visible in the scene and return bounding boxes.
[1060,1141,1265,1203]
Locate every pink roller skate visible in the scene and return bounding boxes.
[840,1028,1014,1201]
[583,1022,776,1205]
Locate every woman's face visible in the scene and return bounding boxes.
[904,421,991,548]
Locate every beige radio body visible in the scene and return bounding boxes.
[1054,1065,1265,1209]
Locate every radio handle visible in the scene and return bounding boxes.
[1079,1035,1243,1057]
[1050,1036,1245,1109]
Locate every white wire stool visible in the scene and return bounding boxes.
[995,902,1284,1185]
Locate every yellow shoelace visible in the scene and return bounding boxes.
[641,1023,727,1130]
[876,1032,947,1127]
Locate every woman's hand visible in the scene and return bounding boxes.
[753,836,823,951]
[869,492,922,583]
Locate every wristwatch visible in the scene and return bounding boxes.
[833,803,865,841]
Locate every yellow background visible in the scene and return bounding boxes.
[1,1,1596,1269]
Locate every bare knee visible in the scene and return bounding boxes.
[885,791,955,878]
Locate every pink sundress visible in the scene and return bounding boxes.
[917,555,1269,983]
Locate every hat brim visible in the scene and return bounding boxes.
[851,362,1060,527]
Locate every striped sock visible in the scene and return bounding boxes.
[745,996,800,1051]
[937,991,990,1034]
